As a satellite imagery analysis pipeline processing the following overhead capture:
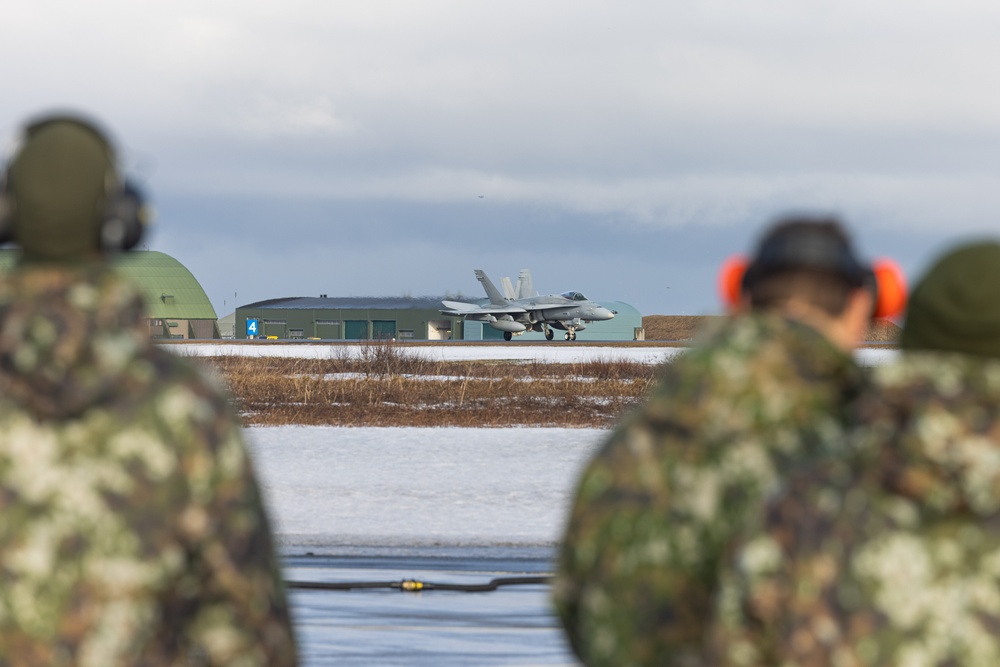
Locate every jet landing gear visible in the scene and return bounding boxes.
[544,326,554,341]
[564,330,577,341]
[502,329,526,341]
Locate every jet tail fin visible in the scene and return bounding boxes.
[475,270,509,306]
[516,269,534,299]
[500,276,516,300]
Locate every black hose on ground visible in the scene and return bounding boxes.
[287,575,551,592]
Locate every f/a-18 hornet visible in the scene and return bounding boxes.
[441,269,616,341]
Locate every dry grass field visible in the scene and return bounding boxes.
[204,343,658,429]
[203,316,899,428]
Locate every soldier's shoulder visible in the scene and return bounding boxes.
[860,351,1000,429]
[648,316,772,386]
[134,346,238,426]
[679,313,843,369]
[140,344,223,386]
[873,350,1000,392]
[650,314,850,408]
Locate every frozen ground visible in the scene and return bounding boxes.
[171,341,898,366]
[246,426,604,550]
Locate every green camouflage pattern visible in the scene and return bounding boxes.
[553,313,865,667]
[0,263,297,666]
[712,351,1000,666]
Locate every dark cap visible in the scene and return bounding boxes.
[901,241,1000,358]
[2,115,131,261]
[743,216,871,290]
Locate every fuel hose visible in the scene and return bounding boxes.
[287,575,551,592]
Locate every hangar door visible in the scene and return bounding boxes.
[314,320,341,339]
[427,320,453,340]
[263,319,287,339]
[345,320,369,340]
[372,320,396,340]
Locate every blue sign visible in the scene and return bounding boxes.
[246,318,259,337]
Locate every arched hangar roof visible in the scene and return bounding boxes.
[0,249,217,320]
[242,296,448,310]
[114,251,217,319]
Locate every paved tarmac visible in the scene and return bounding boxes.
[284,547,579,666]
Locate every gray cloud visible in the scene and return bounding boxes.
[3,1,1000,316]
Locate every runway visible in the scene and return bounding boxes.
[284,548,579,666]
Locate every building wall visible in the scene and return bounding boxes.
[235,301,640,341]
[235,307,445,340]
[147,318,218,340]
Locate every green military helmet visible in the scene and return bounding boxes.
[901,240,1000,358]
[0,113,150,261]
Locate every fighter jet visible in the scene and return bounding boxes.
[441,269,616,341]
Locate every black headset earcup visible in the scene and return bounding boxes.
[0,170,13,245]
[101,179,147,251]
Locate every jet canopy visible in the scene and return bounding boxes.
[560,291,589,301]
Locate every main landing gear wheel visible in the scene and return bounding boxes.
[504,331,513,341]
[545,329,554,341]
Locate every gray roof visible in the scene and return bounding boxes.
[242,295,640,317]
[242,296,457,310]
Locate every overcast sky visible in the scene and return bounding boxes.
[4,1,1000,316]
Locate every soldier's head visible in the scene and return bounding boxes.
[743,217,869,313]
[0,113,148,263]
[901,240,1000,359]
[733,215,876,350]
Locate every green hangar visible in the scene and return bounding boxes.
[235,296,643,341]
[0,250,220,339]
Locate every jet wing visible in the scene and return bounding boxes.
[524,302,579,311]
[441,300,527,315]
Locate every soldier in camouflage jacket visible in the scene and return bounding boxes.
[0,115,297,665]
[553,218,875,667]
[712,241,1000,666]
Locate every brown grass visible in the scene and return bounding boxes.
[200,318,899,428]
[202,341,658,428]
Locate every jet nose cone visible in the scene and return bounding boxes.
[595,307,615,320]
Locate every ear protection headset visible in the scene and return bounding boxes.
[0,114,149,251]
[869,258,907,319]
[718,230,907,319]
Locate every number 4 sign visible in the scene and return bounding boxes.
[246,318,259,338]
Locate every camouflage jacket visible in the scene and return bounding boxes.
[0,263,297,666]
[552,313,865,667]
[712,351,1000,666]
